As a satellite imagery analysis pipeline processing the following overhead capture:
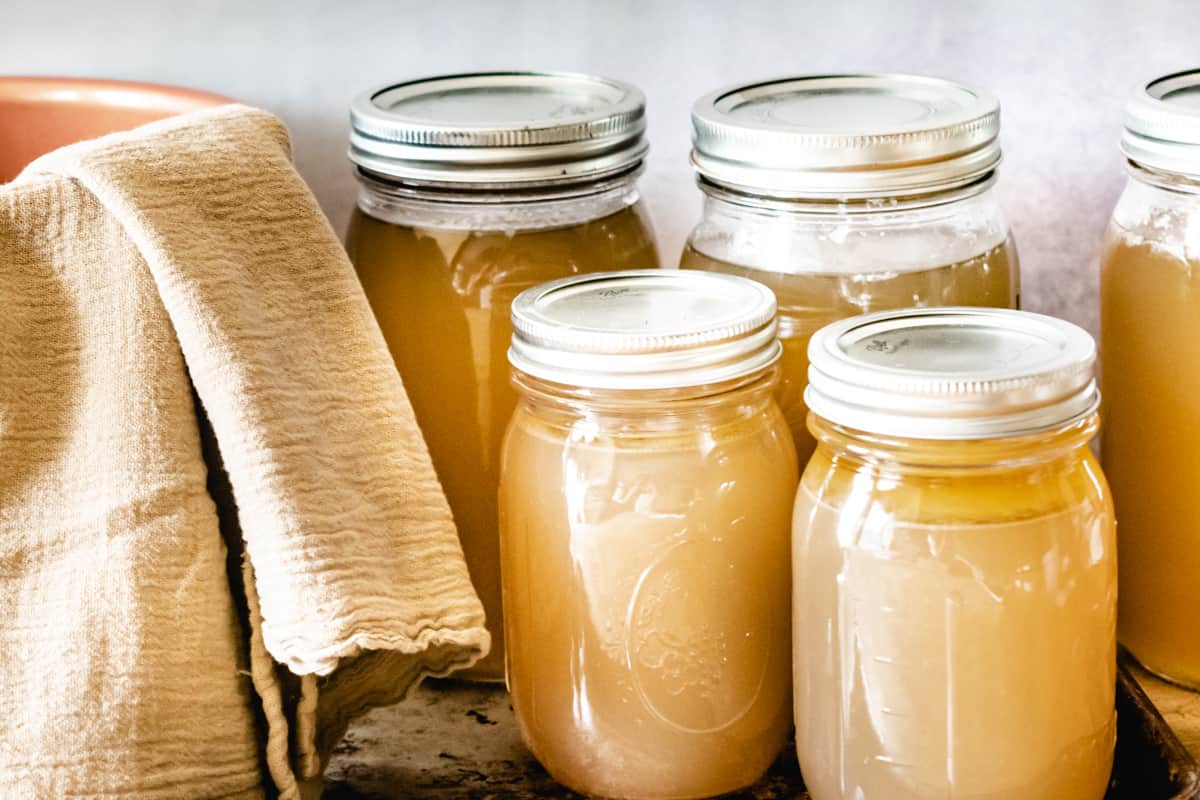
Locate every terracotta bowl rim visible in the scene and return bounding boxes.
[0,75,233,109]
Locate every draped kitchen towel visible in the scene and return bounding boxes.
[0,105,489,798]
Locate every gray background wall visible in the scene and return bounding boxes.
[4,0,1197,335]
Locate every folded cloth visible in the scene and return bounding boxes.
[0,105,489,798]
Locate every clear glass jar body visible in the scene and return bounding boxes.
[1100,167,1200,687]
[499,369,797,799]
[680,181,1020,465]
[346,172,660,681]
[793,414,1116,800]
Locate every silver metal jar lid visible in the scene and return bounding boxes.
[806,308,1098,439]
[1123,69,1200,177]
[349,71,647,186]
[691,73,1001,198]
[509,270,781,390]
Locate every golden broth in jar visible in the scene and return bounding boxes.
[794,308,1116,800]
[683,74,1021,463]
[1101,227,1200,685]
[501,392,795,798]
[347,204,656,679]
[1099,68,1200,689]
[345,73,659,679]
[500,271,797,799]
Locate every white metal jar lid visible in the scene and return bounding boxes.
[1123,69,1200,177]
[691,73,1001,198]
[509,270,781,390]
[349,71,648,187]
[806,308,1098,439]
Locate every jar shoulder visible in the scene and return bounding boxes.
[351,172,654,235]
[1107,176,1200,254]
[347,199,660,289]
[796,444,1112,530]
[502,401,797,481]
[683,185,1014,275]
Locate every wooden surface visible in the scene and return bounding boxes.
[1134,663,1200,760]
[323,679,805,799]
[324,673,1200,799]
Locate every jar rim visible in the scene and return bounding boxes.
[354,162,646,201]
[1124,159,1200,195]
[807,412,1101,472]
[693,171,999,212]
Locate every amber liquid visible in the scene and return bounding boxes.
[346,203,658,680]
[681,239,1019,464]
[794,427,1116,800]
[499,394,797,799]
[1101,228,1200,687]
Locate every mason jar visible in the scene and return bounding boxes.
[794,308,1116,800]
[681,74,1020,465]
[345,72,660,680]
[500,271,797,799]
[1102,68,1200,688]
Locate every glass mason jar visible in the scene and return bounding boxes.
[794,309,1116,800]
[1102,69,1200,689]
[500,271,797,799]
[681,74,1020,465]
[344,73,660,681]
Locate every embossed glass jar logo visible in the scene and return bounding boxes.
[624,538,771,733]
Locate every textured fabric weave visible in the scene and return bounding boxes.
[0,105,489,798]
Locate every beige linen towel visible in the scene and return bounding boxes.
[0,105,489,798]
